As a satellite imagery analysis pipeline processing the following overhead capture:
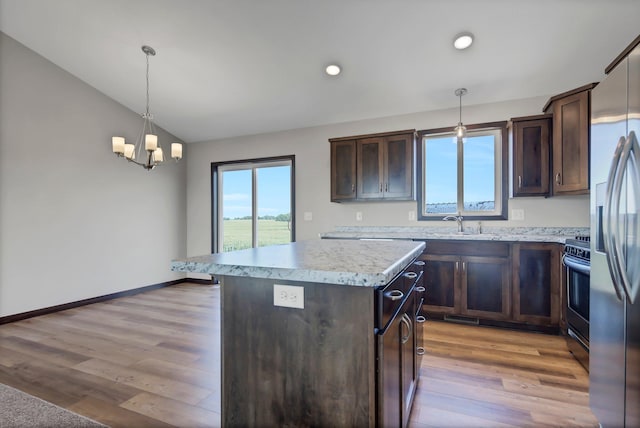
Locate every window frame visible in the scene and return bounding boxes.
[211,155,296,253]
[416,121,508,221]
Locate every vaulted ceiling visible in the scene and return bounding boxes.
[1,0,639,143]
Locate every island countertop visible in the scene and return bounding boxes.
[171,239,426,287]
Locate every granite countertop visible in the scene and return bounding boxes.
[320,226,589,243]
[171,239,426,287]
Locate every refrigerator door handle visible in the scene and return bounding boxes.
[614,131,640,304]
[604,136,627,301]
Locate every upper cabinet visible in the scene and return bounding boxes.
[511,114,552,197]
[330,130,415,202]
[330,140,357,201]
[543,83,598,195]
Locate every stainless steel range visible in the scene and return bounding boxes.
[563,235,590,372]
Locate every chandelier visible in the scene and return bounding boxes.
[111,45,182,170]
[454,87,467,143]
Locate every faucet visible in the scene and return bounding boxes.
[443,214,464,233]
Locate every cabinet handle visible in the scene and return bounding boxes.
[556,172,561,184]
[416,286,425,292]
[385,183,388,192]
[416,347,425,355]
[379,183,383,192]
[403,272,418,279]
[416,315,427,323]
[384,289,404,301]
[455,261,459,270]
[462,262,466,272]
[401,313,412,344]
[518,175,522,188]
[414,261,425,267]
[351,184,355,193]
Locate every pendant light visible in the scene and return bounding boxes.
[112,45,182,170]
[454,88,467,143]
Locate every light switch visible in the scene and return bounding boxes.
[304,212,312,221]
[356,212,363,221]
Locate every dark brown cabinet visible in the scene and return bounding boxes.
[422,241,511,322]
[543,83,597,195]
[511,114,551,197]
[330,140,356,201]
[512,243,562,326]
[330,130,415,202]
[422,240,563,329]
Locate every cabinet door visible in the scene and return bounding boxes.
[552,90,590,194]
[330,140,356,201]
[423,254,459,314]
[461,256,511,320]
[357,137,384,199]
[400,310,416,427]
[379,314,402,428]
[512,243,561,325]
[512,116,551,196]
[384,134,414,199]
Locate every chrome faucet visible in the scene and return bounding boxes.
[443,214,464,233]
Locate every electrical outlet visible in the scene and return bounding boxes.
[273,284,304,309]
[303,211,312,221]
[512,209,525,221]
[356,211,363,221]
[408,210,416,221]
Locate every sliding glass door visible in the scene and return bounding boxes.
[213,156,294,252]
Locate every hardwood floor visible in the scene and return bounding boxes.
[0,282,598,427]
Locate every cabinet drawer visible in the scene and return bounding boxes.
[425,240,509,258]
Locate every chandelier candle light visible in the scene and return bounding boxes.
[112,45,182,170]
[454,87,467,143]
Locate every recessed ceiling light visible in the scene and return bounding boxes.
[325,64,341,76]
[453,32,474,50]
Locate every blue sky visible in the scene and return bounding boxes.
[222,165,291,218]
[424,135,495,205]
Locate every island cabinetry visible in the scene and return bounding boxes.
[422,241,511,322]
[511,114,552,197]
[543,83,597,195]
[329,130,415,202]
[378,262,422,428]
[223,276,377,427]
[512,242,562,326]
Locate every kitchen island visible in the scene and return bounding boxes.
[171,239,426,427]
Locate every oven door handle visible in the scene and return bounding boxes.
[562,254,591,276]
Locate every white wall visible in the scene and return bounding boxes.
[0,33,187,317]
[187,97,589,258]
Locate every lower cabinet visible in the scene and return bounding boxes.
[512,242,562,326]
[378,261,422,428]
[422,241,511,322]
[422,240,562,328]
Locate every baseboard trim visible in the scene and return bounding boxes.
[0,278,212,325]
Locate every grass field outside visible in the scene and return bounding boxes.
[222,219,291,252]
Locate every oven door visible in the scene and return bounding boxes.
[563,254,590,371]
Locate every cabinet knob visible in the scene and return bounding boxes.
[416,347,425,355]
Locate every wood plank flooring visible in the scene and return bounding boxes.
[0,282,598,427]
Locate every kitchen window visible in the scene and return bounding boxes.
[417,121,508,220]
[212,156,295,252]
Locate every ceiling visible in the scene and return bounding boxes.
[1,0,639,143]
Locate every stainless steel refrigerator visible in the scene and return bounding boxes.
[590,37,640,428]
